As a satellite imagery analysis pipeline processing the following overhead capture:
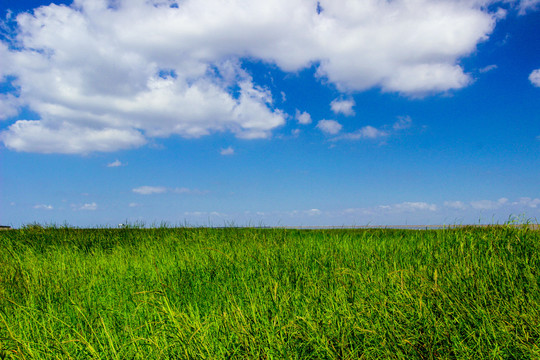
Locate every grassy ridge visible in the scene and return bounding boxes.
[0,226,539,359]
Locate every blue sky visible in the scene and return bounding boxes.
[0,0,539,227]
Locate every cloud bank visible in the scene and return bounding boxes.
[0,0,504,153]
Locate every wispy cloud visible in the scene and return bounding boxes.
[393,116,413,131]
[184,211,227,218]
[306,208,322,216]
[336,126,389,140]
[479,64,498,73]
[132,186,167,195]
[34,204,53,210]
[80,202,97,211]
[173,187,209,195]
[331,116,411,142]
[133,186,208,195]
[511,197,540,208]
[379,202,438,212]
[518,0,540,14]
[107,159,125,167]
[444,201,468,210]
[470,198,508,210]
[220,147,235,156]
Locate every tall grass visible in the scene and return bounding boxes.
[1,225,539,359]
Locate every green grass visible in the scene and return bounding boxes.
[0,225,539,359]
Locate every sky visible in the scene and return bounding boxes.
[0,0,539,228]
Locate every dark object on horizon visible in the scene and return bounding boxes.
[0,225,12,230]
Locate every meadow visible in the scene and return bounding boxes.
[0,225,539,359]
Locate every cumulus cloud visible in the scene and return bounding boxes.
[1,121,146,154]
[295,110,312,125]
[529,69,540,87]
[220,146,235,155]
[330,98,355,116]
[0,0,503,153]
[317,119,342,135]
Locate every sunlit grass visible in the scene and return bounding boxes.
[1,225,539,358]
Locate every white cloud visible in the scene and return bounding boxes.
[479,64,497,73]
[173,187,208,195]
[132,186,167,195]
[132,186,207,195]
[34,204,53,210]
[80,202,97,211]
[317,119,342,135]
[220,146,235,155]
[512,197,540,208]
[174,187,191,194]
[444,201,468,210]
[128,202,140,208]
[517,0,540,14]
[184,211,226,218]
[184,211,206,217]
[380,202,438,212]
[107,159,125,167]
[0,0,502,153]
[470,197,508,210]
[1,121,146,154]
[529,69,540,87]
[393,116,413,130]
[295,110,312,125]
[330,98,355,116]
[306,208,322,216]
[333,116,410,141]
[337,125,388,140]
[380,63,471,95]
[0,94,21,120]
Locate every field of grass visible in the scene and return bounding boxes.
[1,225,539,359]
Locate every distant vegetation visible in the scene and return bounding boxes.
[1,225,539,359]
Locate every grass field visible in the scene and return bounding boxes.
[1,225,539,359]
